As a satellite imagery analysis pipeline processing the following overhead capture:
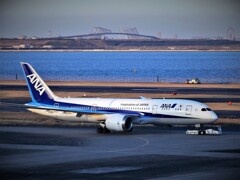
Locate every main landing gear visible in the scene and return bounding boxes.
[97,126,110,134]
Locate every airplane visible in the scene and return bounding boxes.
[20,62,218,134]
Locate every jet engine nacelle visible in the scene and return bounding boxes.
[105,114,133,132]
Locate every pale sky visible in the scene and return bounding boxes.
[0,0,239,38]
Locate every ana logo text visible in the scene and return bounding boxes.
[27,74,45,96]
[160,103,177,109]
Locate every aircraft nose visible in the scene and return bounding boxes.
[211,112,218,121]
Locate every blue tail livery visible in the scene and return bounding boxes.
[20,62,57,103]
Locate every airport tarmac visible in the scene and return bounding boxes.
[0,125,240,179]
[1,84,240,95]
[0,81,240,179]
[1,81,240,125]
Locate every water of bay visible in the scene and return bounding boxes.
[0,51,239,83]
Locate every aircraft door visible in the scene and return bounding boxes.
[91,104,97,112]
[185,105,192,115]
[152,105,158,114]
[54,103,59,109]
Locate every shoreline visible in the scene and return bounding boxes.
[1,49,240,52]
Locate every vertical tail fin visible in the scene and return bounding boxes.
[20,62,57,103]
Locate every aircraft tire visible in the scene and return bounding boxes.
[103,128,110,134]
[97,127,104,134]
[128,127,133,132]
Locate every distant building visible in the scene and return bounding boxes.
[43,45,53,49]
[31,36,39,39]
[12,44,30,49]
[17,35,27,40]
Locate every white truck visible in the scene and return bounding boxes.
[185,78,201,84]
[186,126,222,135]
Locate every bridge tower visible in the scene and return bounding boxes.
[226,27,236,40]
[122,27,141,40]
[90,27,112,39]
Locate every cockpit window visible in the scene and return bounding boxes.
[201,108,212,111]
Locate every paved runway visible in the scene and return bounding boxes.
[1,83,240,118]
[1,84,240,95]
[0,125,240,179]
